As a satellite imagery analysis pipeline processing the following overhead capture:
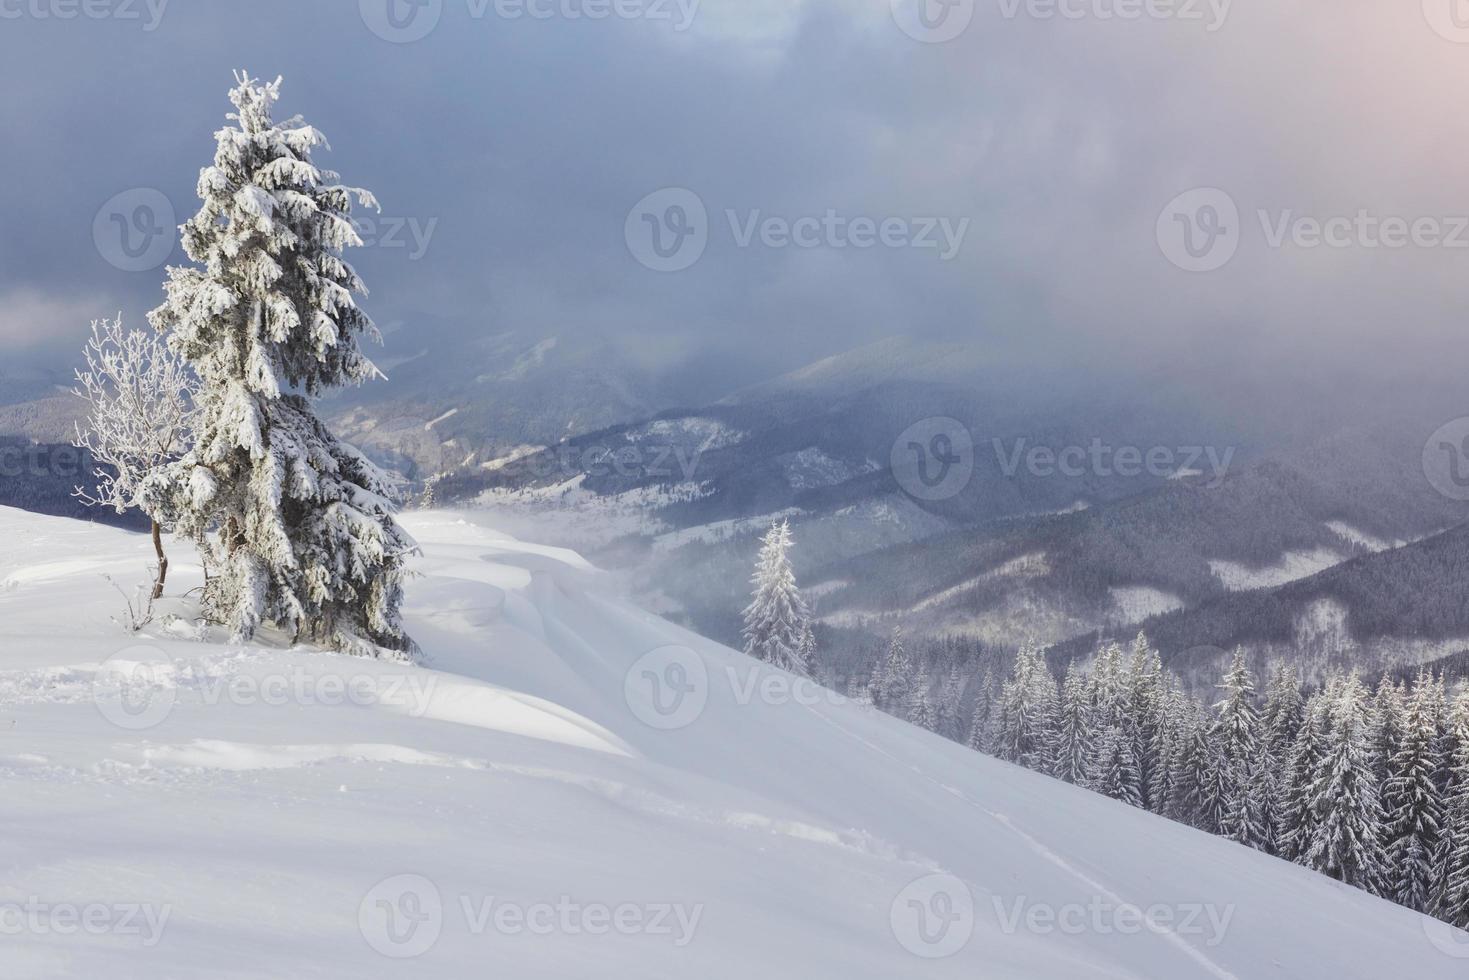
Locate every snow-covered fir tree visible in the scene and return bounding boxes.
[1156,683,1199,821]
[1261,662,1305,761]
[1123,633,1166,808]
[1213,648,1260,763]
[1434,691,1469,926]
[1212,648,1262,845]
[1168,716,1226,833]
[797,620,819,682]
[1372,677,1407,782]
[1053,661,1094,785]
[140,73,415,657]
[740,520,813,676]
[1383,672,1445,912]
[965,665,996,752]
[906,683,937,731]
[1278,693,1330,863]
[873,626,912,713]
[996,644,1057,770]
[1088,723,1143,808]
[1303,673,1388,895]
[935,665,967,741]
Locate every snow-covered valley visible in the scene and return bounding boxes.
[2,506,1465,978]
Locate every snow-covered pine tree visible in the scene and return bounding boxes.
[797,620,819,682]
[1088,640,1127,730]
[1221,756,1270,851]
[935,665,966,741]
[906,683,937,731]
[1155,682,1198,820]
[1278,691,1330,863]
[996,644,1057,770]
[1211,648,1261,842]
[965,665,996,753]
[1052,661,1094,784]
[1383,672,1445,912]
[72,315,199,600]
[874,625,912,712]
[140,73,415,657]
[1372,677,1407,782]
[1125,633,1166,809]
[1175,717,1222,834]
[1434,691,1469,926]
[1261,662,1305,761]
[1304,672,1388,895]
[740,520,813,676]
[1213,647,1260,763]
[1088,723,1143,809]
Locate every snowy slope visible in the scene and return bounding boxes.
[1,507,1465,978]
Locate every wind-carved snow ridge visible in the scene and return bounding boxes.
[0,504,1462,979]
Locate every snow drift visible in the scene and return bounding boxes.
[0,506,1465,978]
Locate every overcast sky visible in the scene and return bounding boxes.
[1,0,1466,386]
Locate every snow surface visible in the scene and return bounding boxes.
[1108,585,1186,624]
[1208,547,1345,591]
[2,506,1466,978]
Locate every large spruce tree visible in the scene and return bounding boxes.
[142,72,416,657]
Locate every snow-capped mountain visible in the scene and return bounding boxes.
[426,340,1469,684]
[2,505,1465,978]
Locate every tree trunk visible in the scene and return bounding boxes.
[151,519,169,600]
